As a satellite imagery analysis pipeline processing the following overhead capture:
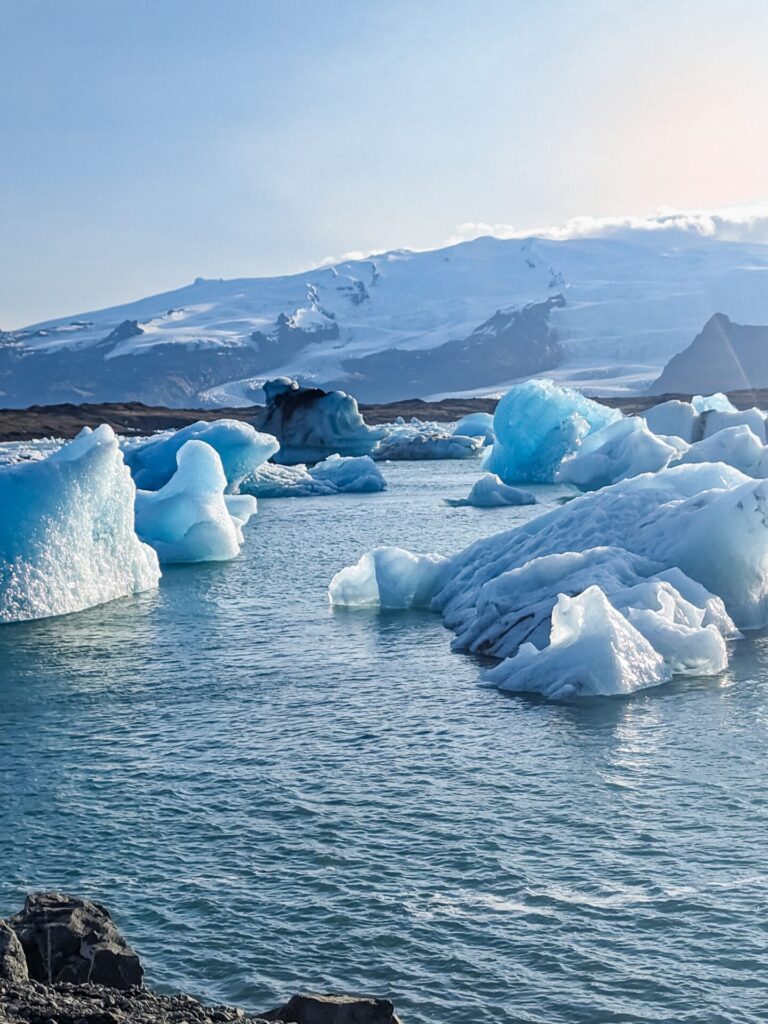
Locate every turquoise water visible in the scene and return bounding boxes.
[1,460,767,1023]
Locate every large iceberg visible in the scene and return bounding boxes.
[642,394,768,445]
[677,425,768,477]
[446,473,537,508]
[374,419,482,461]
[0,425,160,623]
[255,378,383,465]
[134,440,257,563]
[242,453,386,497]
[124,419,279,492]
[329,546,447,609]
[485,379,620,483]
[481,586,671,699]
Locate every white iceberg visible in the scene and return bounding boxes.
[558,416,679,490]
[485,379,620,483]
[481,586,671,700]
[446,473,537,508]
[452,412,495,444]
[700,407,767,443]
[329,546,447,609]
[124,419,279,492]
[0,425,160,623]
[677,425,767,476]
[242,454,386,497]
[642,399,699,443]
[134,440,257,564]
[374,419,482,461]
[255,378,383,465]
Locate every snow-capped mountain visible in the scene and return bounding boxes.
[5,231,768,407]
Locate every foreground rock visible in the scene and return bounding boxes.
[264,993,401,1024]
[7,893,143,989]
[0,894,403,1023]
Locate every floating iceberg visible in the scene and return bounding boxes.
[485,379,620,483]
[557,417,680,490]
[481,586,671,699]
[329,546,447,609]
[677,425,767,477]
[452,412,495,444]
[242,454,386,497]
[255,378,383,465]
[0,425,160,623]
[446,473,537,508]
[124,419,279,492]
[701,407,767,443]
[374,419,482,461]
[643,399,699,443]
[134,440,257,563]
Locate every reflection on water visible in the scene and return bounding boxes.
[0,461,766,1024]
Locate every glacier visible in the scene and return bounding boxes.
[484,379,620,483]
[242,454,386,498]
[0,425,160,623]
[134,440,257,563]
[446,473,537,508]
[124,419,279,492]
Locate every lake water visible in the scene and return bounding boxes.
[0,459,766,1024]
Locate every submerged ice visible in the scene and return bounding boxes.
[0,425,160,623]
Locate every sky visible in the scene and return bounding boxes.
[2,0,768,327]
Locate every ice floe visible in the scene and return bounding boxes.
[242,454,386,497]
[446,473,537,508]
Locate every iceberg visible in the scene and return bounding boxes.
[484,379,620,483]
[134,440,257,563]
[446,473,537,508]
[433,462,767,643]
[677,425,767,476]
[0,425,160,623]
[255,378,383,465]
[124,419,279,492]
[558,416,679,490]
[642,399,698,443]
[329,546,447,609]
[481,586,671,700]
[700,407,767,443]
[374,419,482,460]
[452,412,496,444]
[242,454,386,497]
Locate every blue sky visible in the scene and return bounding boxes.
[2,0,768,326]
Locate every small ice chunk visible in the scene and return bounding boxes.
[453,412,495,444]
[134,440,256,563]
[242,454,386,497]
[481,586,670,700]
[329,546,447,609]
[446,473,537,508]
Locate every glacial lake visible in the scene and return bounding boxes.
[1,459,766,1024]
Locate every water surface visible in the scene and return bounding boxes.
[1,460,766,1023]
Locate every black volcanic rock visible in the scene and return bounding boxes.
[7,893,142,989]
[651,314,768,394]
[263,992,402,1024]
[0,923,28,984]
[332,296,564,403]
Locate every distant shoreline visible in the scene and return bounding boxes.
[0,389,766,442]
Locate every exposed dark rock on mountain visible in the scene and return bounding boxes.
[332,296,564,403]
[7,893,142,989]
[651,314,768,394]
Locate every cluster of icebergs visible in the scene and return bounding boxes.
[331,380,768,701]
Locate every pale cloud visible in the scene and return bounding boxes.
[448,203,768,245]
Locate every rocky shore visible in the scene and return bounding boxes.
[0,893,402,1024]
